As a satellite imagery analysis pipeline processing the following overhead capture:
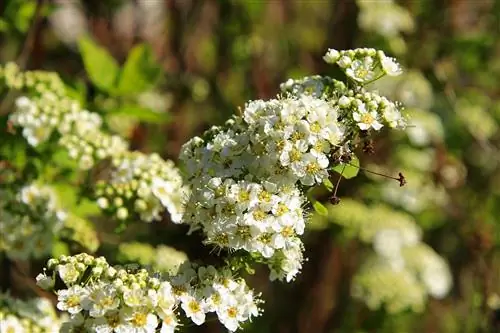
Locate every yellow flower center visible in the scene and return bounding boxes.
[281,226,294,237]
[67,295,80,308]
[189,300,201,312]
[100,296,114,308]
[131,312,147,327]
[227,307,238,318]
[310,123,321,133]
[305,162,320,174]
[238,190,249,202]
[291,132,305,142]
[253,210,267,221]
[275,203,289,216]
[258,190,271,202]
[361,113,374,125]
[290,149,301,163]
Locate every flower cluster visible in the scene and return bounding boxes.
[326,199,452,311]
[351,255,426,313]
[180,48,407,282]
[0,183,66,260]
[94,151,187,223]
[0,292,63,332]
[0,62,66,95]
[37,253,261,332]
[10,93,128,169]
[3,66,186,225]
[117,242,188,275]
[281,78,406,132]
[323,48,403,82]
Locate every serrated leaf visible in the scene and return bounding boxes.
[79,37,119,92]
[332,155,360,179]
[108,105,170,124]
[116,44,161,95]
[312,200,328,217]
[323,178,334,192]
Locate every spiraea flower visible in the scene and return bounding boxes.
[0,183,66,260]
[38,254,262,332]
[94,151,187,223]
[179,48,408,282]
[59,130,128,170]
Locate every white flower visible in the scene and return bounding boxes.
[0,315,24,333]
[58,263,80,285]
[352,103,383,131]
[117,307,158,333]
[382,103,402,128]
[82,284,120,317]
[122,286,147,308]
[89,310,123,333]
[151,177,174,206]
[345,57,376,83]
[217,302,244,332]
[158,310,178,333]
[157,282,176,312]
[378,51,402,76]
[57,285,89,314]
[180,294,206,325]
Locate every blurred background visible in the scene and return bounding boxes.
[1,0,500,332]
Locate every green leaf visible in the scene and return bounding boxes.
[116,44,161,95]
[78,37,119,92]
[332,155,360,179]
[13,2,36,33]
[312,200,328,217]
[323,178,334,192]
[108,105,170,124]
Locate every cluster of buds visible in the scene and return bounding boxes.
[10,93,128,169]
[36,253,261,332]
[180,48,407,282]
[0,62,66,95]
[94,152,187,223]
[3,66,185,225]
[0,292,63,332]
[323,48,403,82]
[0,183,66,260]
